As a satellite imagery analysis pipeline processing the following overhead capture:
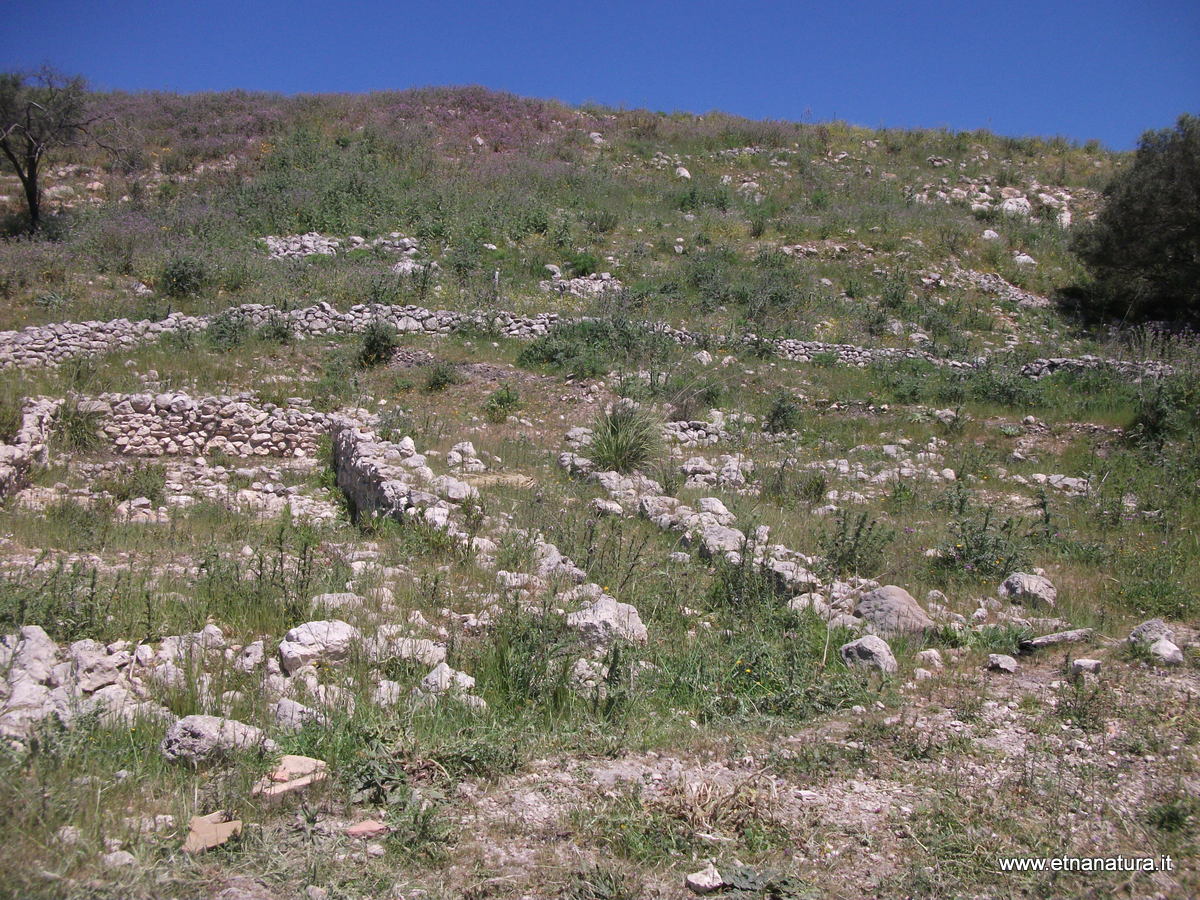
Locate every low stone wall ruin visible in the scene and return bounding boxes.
[0,300,1174,381]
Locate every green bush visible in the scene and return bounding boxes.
[424,361,462,391]
[518,318,674,378]
[483,384,522,422]
[357,319,398,368]
[820,510,895,577]
[203,309,250,351]
[158,255,209,297]
[934,505,1030,580]
[589,404,661,473]
[764,393,804,433]
[1069,114,1200,323]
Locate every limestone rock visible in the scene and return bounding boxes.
[565,588,648,645]
[855,585,934,636]
[278,620,360,675]
[839,636,898,674]
[987,654,1019,674]
[161,715,277,763]
[998,572,1057,608]
[1149,638,1184,666]
[1128,619,1173,647]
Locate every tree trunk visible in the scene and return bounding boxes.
[22,166,39,233]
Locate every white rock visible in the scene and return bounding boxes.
[839,636,897,674]
[1149,638,1184,666]
[278,620,361,675]
[160,715,278,763]
[998,572,1057,608]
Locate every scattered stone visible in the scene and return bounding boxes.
[1128,619,1173,647]
[915,648,944,669]
[987,654,1019,674]
[182,811,243,853]
[1069,659,1102,678]
[252,755,328,802]
[1149,638,1184,667]
[839,636,898,675]
[278,620,361,675]
[685,861,726,894]
[101,850,138,868]
[564,586,648,645]
[161,715,278,764]
[346,819,390,839]
[998,572,1057,608]
[1019,628,1093,652]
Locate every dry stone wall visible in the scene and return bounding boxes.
[88,393,328,458]
[0,398,61,497]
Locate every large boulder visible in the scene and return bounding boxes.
[278,620,361,675]
[1128,619,1173,646]
[855,586,934,636]
[839,636,898,674]
[161,715,277,763]
[998,572,1057,608]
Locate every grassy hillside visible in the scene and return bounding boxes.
[0,88,1196,900]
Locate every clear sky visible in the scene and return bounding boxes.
[6,0,1198,150]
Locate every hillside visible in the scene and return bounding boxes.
[0,87,1196,900]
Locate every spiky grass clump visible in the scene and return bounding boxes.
[589,404,661,474]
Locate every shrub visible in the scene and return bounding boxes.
[1129,373,1200,447]
[819,511,895,578]
[203,309,250,351]
[566,250,600,276]
[483,384,521,422]
[589,404,661,473]
[764,393,804,433]
[934,505,1030,579]
[158,255,209,297]
[518,318,674,377]
[424,361,462,391]
[357,319,397,368]
[1069,114,1200,323]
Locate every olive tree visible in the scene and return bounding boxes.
[1070,114,1200,323]
[0,68,93,233]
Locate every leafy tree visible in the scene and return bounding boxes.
[0,68,93,233]
[1070,114,1200,323]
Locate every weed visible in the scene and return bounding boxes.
[820,510,895,578]
[424,361,462,392]
[357,319,398,368]
[589,404,661,473]
[483,383,522,422]
[52,402,103,453]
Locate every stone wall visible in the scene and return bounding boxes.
[0,300,1174,380]
[0,398,61,497]
[87,393,328,458]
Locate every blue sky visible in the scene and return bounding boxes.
[7,0,1198,149]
